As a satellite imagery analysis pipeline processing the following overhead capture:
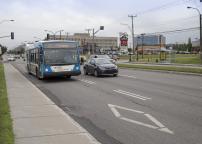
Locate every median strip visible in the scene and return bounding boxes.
[118,63,202,74]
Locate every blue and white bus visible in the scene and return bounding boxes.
[26,40,81,79]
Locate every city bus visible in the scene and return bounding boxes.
[26,40,81,79]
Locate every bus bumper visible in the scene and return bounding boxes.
[44,71,81,78]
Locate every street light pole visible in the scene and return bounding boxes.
[0,19,14,24]
[128,15,137,61]
[90,26,104,54]
[187,6,202,63]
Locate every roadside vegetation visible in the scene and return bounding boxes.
[119,54,201,64]
[118,63,202,74]
[0,64,14,144]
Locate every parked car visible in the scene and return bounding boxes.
[89,54,116,64]
[8,56,15,61]
[83,58,118,77]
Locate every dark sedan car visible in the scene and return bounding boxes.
[83,58,118,77]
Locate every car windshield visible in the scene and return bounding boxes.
[44,48,78,65]
[90,55,110,59]
[95,59,112,65]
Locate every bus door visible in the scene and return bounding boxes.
[38,46,44,78]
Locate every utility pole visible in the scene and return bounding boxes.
[141,33,145,59]
[65,32,69,40]
[128,15,137,61]
[85,29,92,34]
[200,14,202,63]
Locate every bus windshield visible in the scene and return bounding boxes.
[44,48,78,65]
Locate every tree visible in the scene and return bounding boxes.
[0,44,8,55]
[187,37,192,52]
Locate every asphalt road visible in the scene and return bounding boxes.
[11,59,202,144]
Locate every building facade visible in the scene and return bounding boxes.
[134,35,166,54]
[49,33,118,54]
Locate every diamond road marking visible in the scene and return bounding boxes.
[108,104,174,135]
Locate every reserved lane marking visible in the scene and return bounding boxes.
[120,74,136,79]
[108,104,174,135]
[79,79,96,85]
[113,89,151,101]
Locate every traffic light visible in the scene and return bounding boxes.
[47,33,50,40]
[11,32,14,40]
[100,26,104,30]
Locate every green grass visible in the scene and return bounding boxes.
[119,54,201,64]
[118,63,202,74]
[0,64,14,144]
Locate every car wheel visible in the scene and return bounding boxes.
[66,75,71,78]
[113,74,118,77]
[84,68,88,75]
[94,70,99,77]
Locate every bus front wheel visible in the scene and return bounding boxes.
[36,69,42,80]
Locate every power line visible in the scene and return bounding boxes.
[135,27,199,36]
[136,0,193,15]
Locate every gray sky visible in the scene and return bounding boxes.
[0,0,201,49]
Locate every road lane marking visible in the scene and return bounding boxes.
[144,114,165,128]
[113,89,151,101]
[120,74,136,79]
[108,104,174,135]
[79,79,96,85]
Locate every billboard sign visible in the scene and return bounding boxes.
[119,32,128,47]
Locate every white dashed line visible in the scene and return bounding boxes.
[79,79,96,85]
[120,74,136,79]
[113,89,151,101]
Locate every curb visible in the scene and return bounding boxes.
[119,67,202,77]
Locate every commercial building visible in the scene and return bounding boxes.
[134,34,166,54]
[48,33,118,54]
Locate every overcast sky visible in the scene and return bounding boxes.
[0,0,201,49]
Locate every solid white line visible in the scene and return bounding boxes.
[108,104,121,118]
[120,74,137,79]
[144,114,165,128]
[108,104,144,114]
[158,127,174,135]
[120,117,158,129]
[113,89,151,101]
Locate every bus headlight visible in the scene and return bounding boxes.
[75,66,80,70]
[45,68,49,72]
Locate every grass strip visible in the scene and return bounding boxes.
[0,64,14,144]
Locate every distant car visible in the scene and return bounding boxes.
[109,54,119,61]
[8,56,15,61]
[89,54,116,64]
[83,58,118,77]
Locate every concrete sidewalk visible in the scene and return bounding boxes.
[4,63,100,144]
